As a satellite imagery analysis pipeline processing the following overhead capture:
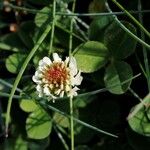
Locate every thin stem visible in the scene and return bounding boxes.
[69,0,76,149]
[54,125,69,150]
[66,10,89,29]
[48,73,141,101]
[48,0,56,56]
[4,2,89,29]
[105,2,150,50]
[138,0,150,91]
[135,53,147,78]
[56,10,150,17]
[111,0,150,39]
[129,88,143,103]
[40,101,118,138]
[69,0,76,56]
[5,23,51,137]
[0,73,141,101]
[127,93,150,120]
[72,19,88,41]
[3,3,150,16]
[70,96,74,150]
[0,79,22,93]
[56,24,85,42]
[0,92,21,99]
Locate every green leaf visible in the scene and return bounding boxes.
[74,98,87,108]
[73,41,109,73]
[6,53,27,74]
[15,136,28,150]
[128,106,150,136]
[53,112,69,128]
[35,7,52,27]
[104,61,133,94]
[26,108,52,139]
[89,16,113,41]
[74,96,95,108]
[104,21,137,59]
[20,99,38,113]
[34,6,62,28]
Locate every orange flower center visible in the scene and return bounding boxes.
[44,62,70,85]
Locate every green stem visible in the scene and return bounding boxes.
[0,92,21,99]
[1,73,140,102]
[135,53,147,77]
[70,96,74,150]
[69,1,76,149]
[69,0,76,56]
[111,0,150,39]
[138,0,150,91]
[127,93,150,120]
[129,88,143,103]
[54,125,69,150]
[0,79,22,93]
[56,10,150,17]
[40,101,118,138]
[105,2,150,50]
[48,0,56,56]
[56,24,85,42]
[4,3,150,17]
[5,23,51,137]
[50,73,141,101]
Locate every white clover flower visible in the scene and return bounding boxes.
[32,53,83,100]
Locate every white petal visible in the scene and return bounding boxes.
[72,91,78,96]
[60,84,64,90]
[65,57,69,65]
[72,86,79,92]
[36,85,42,92]
[36,85,43,97]
[35,70,39,76]
[49,84,54,89]
[39,59,44,66]
[52,95,57,99]
[55,89,61,95]
[38,66,44,72]
[33,77,41,84]
[65,85,71,92]
[35,71,43,78]
[42,78,49,84]
[60,91,64,97]
[71,71,83,86]
[38,92,43,97]
[53,53,62,62]
[43,86,51,96]
[43,57,52,65]
[68,87,79,97]
[39,58,49,70]
[69,56,77,75]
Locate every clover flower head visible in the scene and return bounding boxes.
[32,53,83,101]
